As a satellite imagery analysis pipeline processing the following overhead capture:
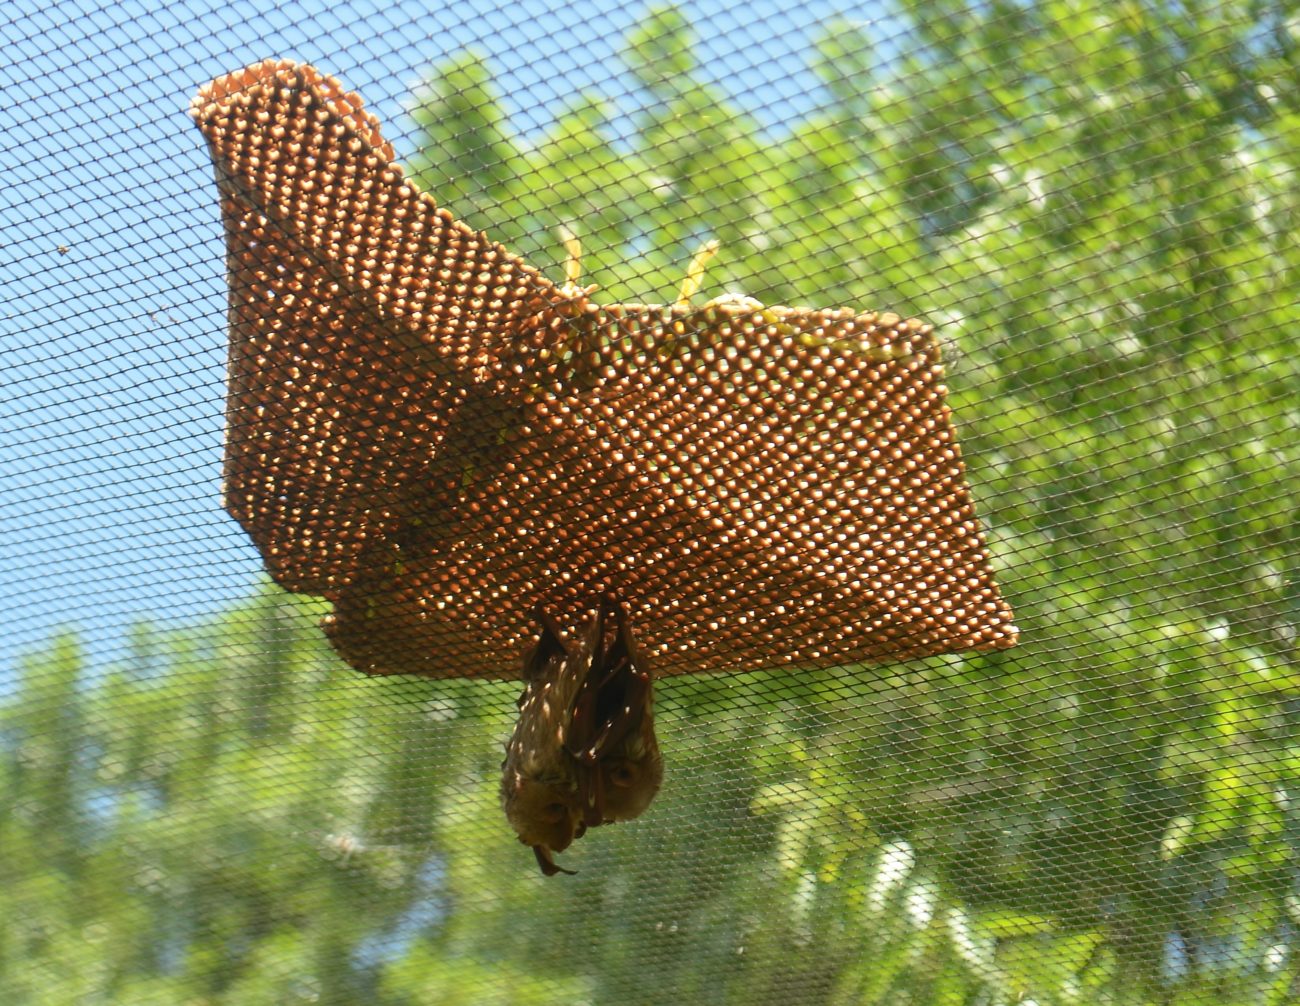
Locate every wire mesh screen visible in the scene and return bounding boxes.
[2,1,1297,1003]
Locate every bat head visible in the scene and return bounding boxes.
[500,771,585,875]
[589,748,664,824]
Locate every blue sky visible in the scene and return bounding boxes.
[0,0,894,680]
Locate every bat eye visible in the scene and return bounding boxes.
[542,802,568,823]
[608,762,638,788]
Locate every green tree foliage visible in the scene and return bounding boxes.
[4,3,1299,1003]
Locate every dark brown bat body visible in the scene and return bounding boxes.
[500,596,663,875]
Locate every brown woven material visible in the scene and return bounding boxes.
[192,60,1018,680]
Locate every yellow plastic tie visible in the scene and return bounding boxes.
[675,239,721,310]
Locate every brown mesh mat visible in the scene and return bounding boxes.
[191,60,1018,679]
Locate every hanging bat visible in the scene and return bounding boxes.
[500,595,663,875]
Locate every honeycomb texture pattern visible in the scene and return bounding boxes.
[191,60,1017,678]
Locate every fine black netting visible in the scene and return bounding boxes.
[2,3,1298,1004]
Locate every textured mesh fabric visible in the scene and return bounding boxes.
[193,61,1017,679]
